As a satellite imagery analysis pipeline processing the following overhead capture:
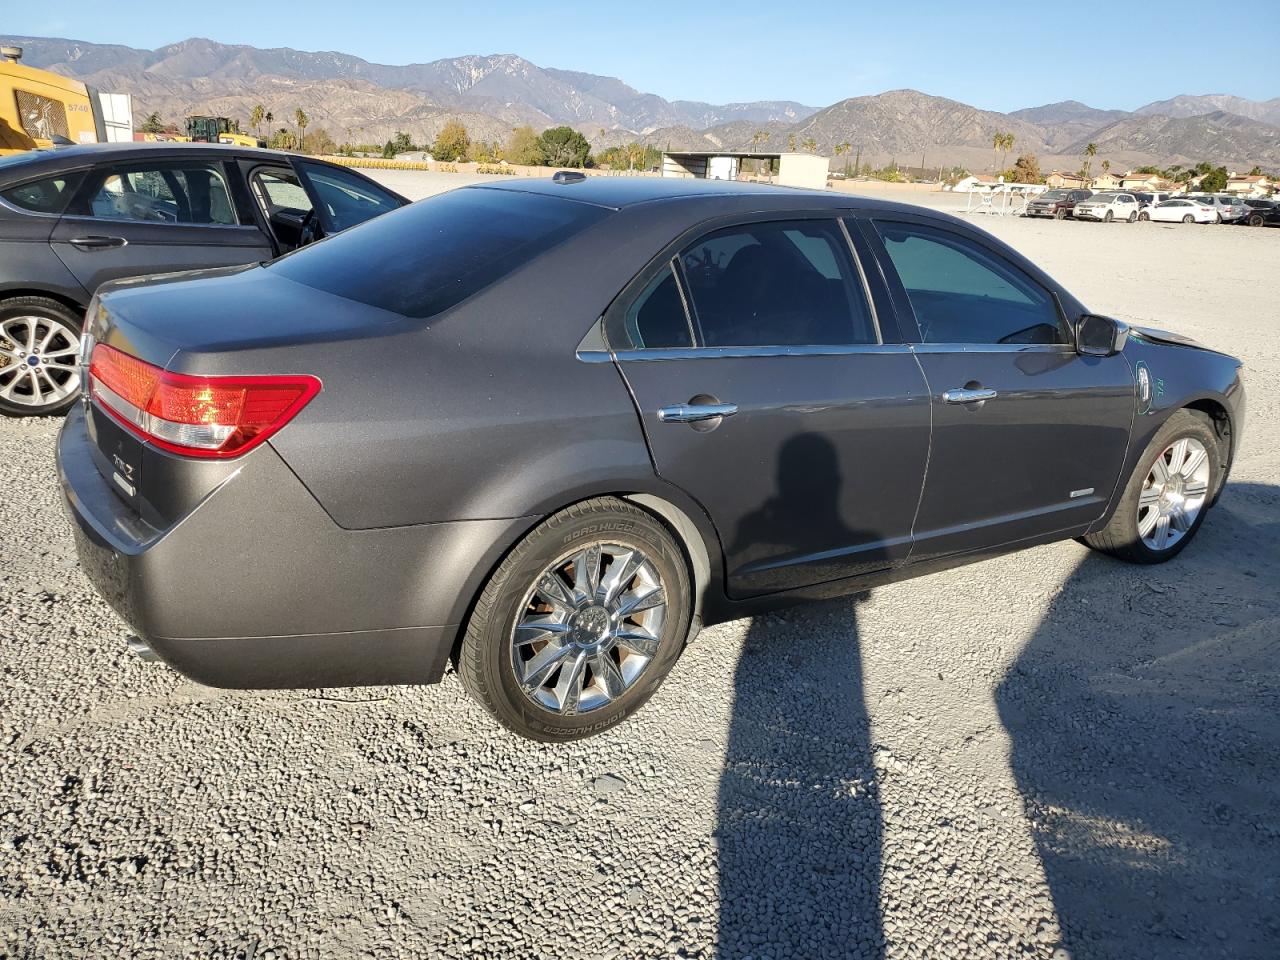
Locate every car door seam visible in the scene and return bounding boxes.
[904,345,934,561]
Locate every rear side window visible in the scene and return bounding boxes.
[269,188,608,319]
[875,221,1065,345]
[73,164,237,225]
[1,173,83,214]
[679,220,876,347]
[625,265,694,349]
[297,162,402,232]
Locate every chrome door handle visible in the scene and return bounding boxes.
[68,236,127,249]
[942,387,998,404]
[657,402,738,423]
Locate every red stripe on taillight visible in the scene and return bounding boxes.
[88,344,321,459]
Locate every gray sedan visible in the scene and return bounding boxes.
[57,176,1246,740]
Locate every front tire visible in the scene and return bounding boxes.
[1083,411,1219,564]
[458,497,693,741]
[1138,211,1149,221]
[1127,210,1137,222]
[0,297,84,418]
[1104,210,1114,222]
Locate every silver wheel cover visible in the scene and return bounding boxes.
[1137,437,1211,551]
[510,541,667,715]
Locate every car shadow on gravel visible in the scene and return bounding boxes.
[715,434,885,960]
[997,481,1280,960]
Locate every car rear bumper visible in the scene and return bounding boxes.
[57,404,530,688]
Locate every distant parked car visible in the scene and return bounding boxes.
[1132,192,1171,219]
[0,143,408,417]
[1241,199,1279,227]
[1073,192,1142,222]
[1146,198,1218,224]
[1024,188,1093,219]
[1190,195,1248,223]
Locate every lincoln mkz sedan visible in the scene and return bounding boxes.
[57,176,1246,741]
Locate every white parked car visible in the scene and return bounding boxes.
[1072,192,1142,222]
[1146,198,1218,224]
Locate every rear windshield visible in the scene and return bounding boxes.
[269,187,609,318]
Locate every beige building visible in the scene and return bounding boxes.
[661,151,830,191]
[1090,171,1121,190]
[1224,174,1272,197]
[1119,171,1168,192]
[1045,171,1088,189]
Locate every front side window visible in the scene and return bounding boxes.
[78,165,237,225]
[678,220,876,347]
[298,163,402,232]
[1,173,82,214]
[251,169,313,215]
[875,221,1064,346]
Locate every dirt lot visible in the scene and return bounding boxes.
[1,176,1277,959]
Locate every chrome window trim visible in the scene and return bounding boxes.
[611,343,914,362]
[54,214,254,232]
[909,342,1078,355]
[837,216,883,345]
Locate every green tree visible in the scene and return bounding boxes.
[294,109,309,153]
[305,127,336,155]
[787,134,798,152]
[1083,142,1098,179]
[1249,165,1263,176]
[1199,166,1228,192]
[537,126,591,167]
[141,112,165,134]
[249,104,265,139]
[391,130,415,154]
[503,125,545,166]
[432,121,471,162]
[381,140,396,159]
[801,136,817,153]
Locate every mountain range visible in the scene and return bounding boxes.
[11,35,1280,170]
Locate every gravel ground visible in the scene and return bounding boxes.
[2,181,1278,960]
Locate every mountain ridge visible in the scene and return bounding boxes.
[9,35,1278,168]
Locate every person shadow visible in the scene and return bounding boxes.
[715,434,886,960]
[997,480,1280,958]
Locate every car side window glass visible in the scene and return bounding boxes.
[252,170,313,215]
[82,166,237,225]
[875,222,1064,346]
[624,265,694,349]
[298,163,401,232]
[1,173,82,214]
[679,220,876,347]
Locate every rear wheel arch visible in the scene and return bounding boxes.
[0,288,88,317]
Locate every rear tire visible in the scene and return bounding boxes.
[1248,213,1264,227]
[0,297,84,418]
[1083,411,1220,564]
[1138,211,1149,221]
[458,497,693,742]
[1182,214,1194,223]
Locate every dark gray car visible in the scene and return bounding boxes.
[0,143,406,416]
[57,176,1246,741]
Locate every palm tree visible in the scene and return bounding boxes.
[1001,133,1015,171]
[787,134,798,152]
[295,108,309,153]
[835,141,851,175]
[250,104,265,139]
[1083,142,1098,180]
[802,137,817,154]
[992,131,1002,172]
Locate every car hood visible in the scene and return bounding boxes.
[1129,324,1225,355]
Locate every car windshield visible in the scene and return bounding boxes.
[1193,197,1215,205]
[1040,190,1070,200]
[268,187,609,319]
[1089,194,1117,202]
[1156,200,1183,207]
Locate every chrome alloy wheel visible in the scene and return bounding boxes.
[0,314,82,409]
[510,542,667,715]
[1138,437,1211,551]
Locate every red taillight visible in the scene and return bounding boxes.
[88,344,321,459]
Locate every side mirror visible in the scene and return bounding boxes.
[1076,313,1128,357]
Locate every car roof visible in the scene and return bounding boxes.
[469,174,889,212]
[0,142,297,177]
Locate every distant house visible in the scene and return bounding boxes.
[1045,171,1088,189]
[1224,174,1272,198]
[1090,171,1121,190]
[1120,171,1166,191]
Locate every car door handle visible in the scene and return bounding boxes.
[657,402,738,423]
[68,236,127,250]
[942,387,998,404]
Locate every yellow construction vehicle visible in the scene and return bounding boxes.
[1,44,132,155]
[185,115,265,148]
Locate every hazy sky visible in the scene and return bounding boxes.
[9,1,1275,112]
